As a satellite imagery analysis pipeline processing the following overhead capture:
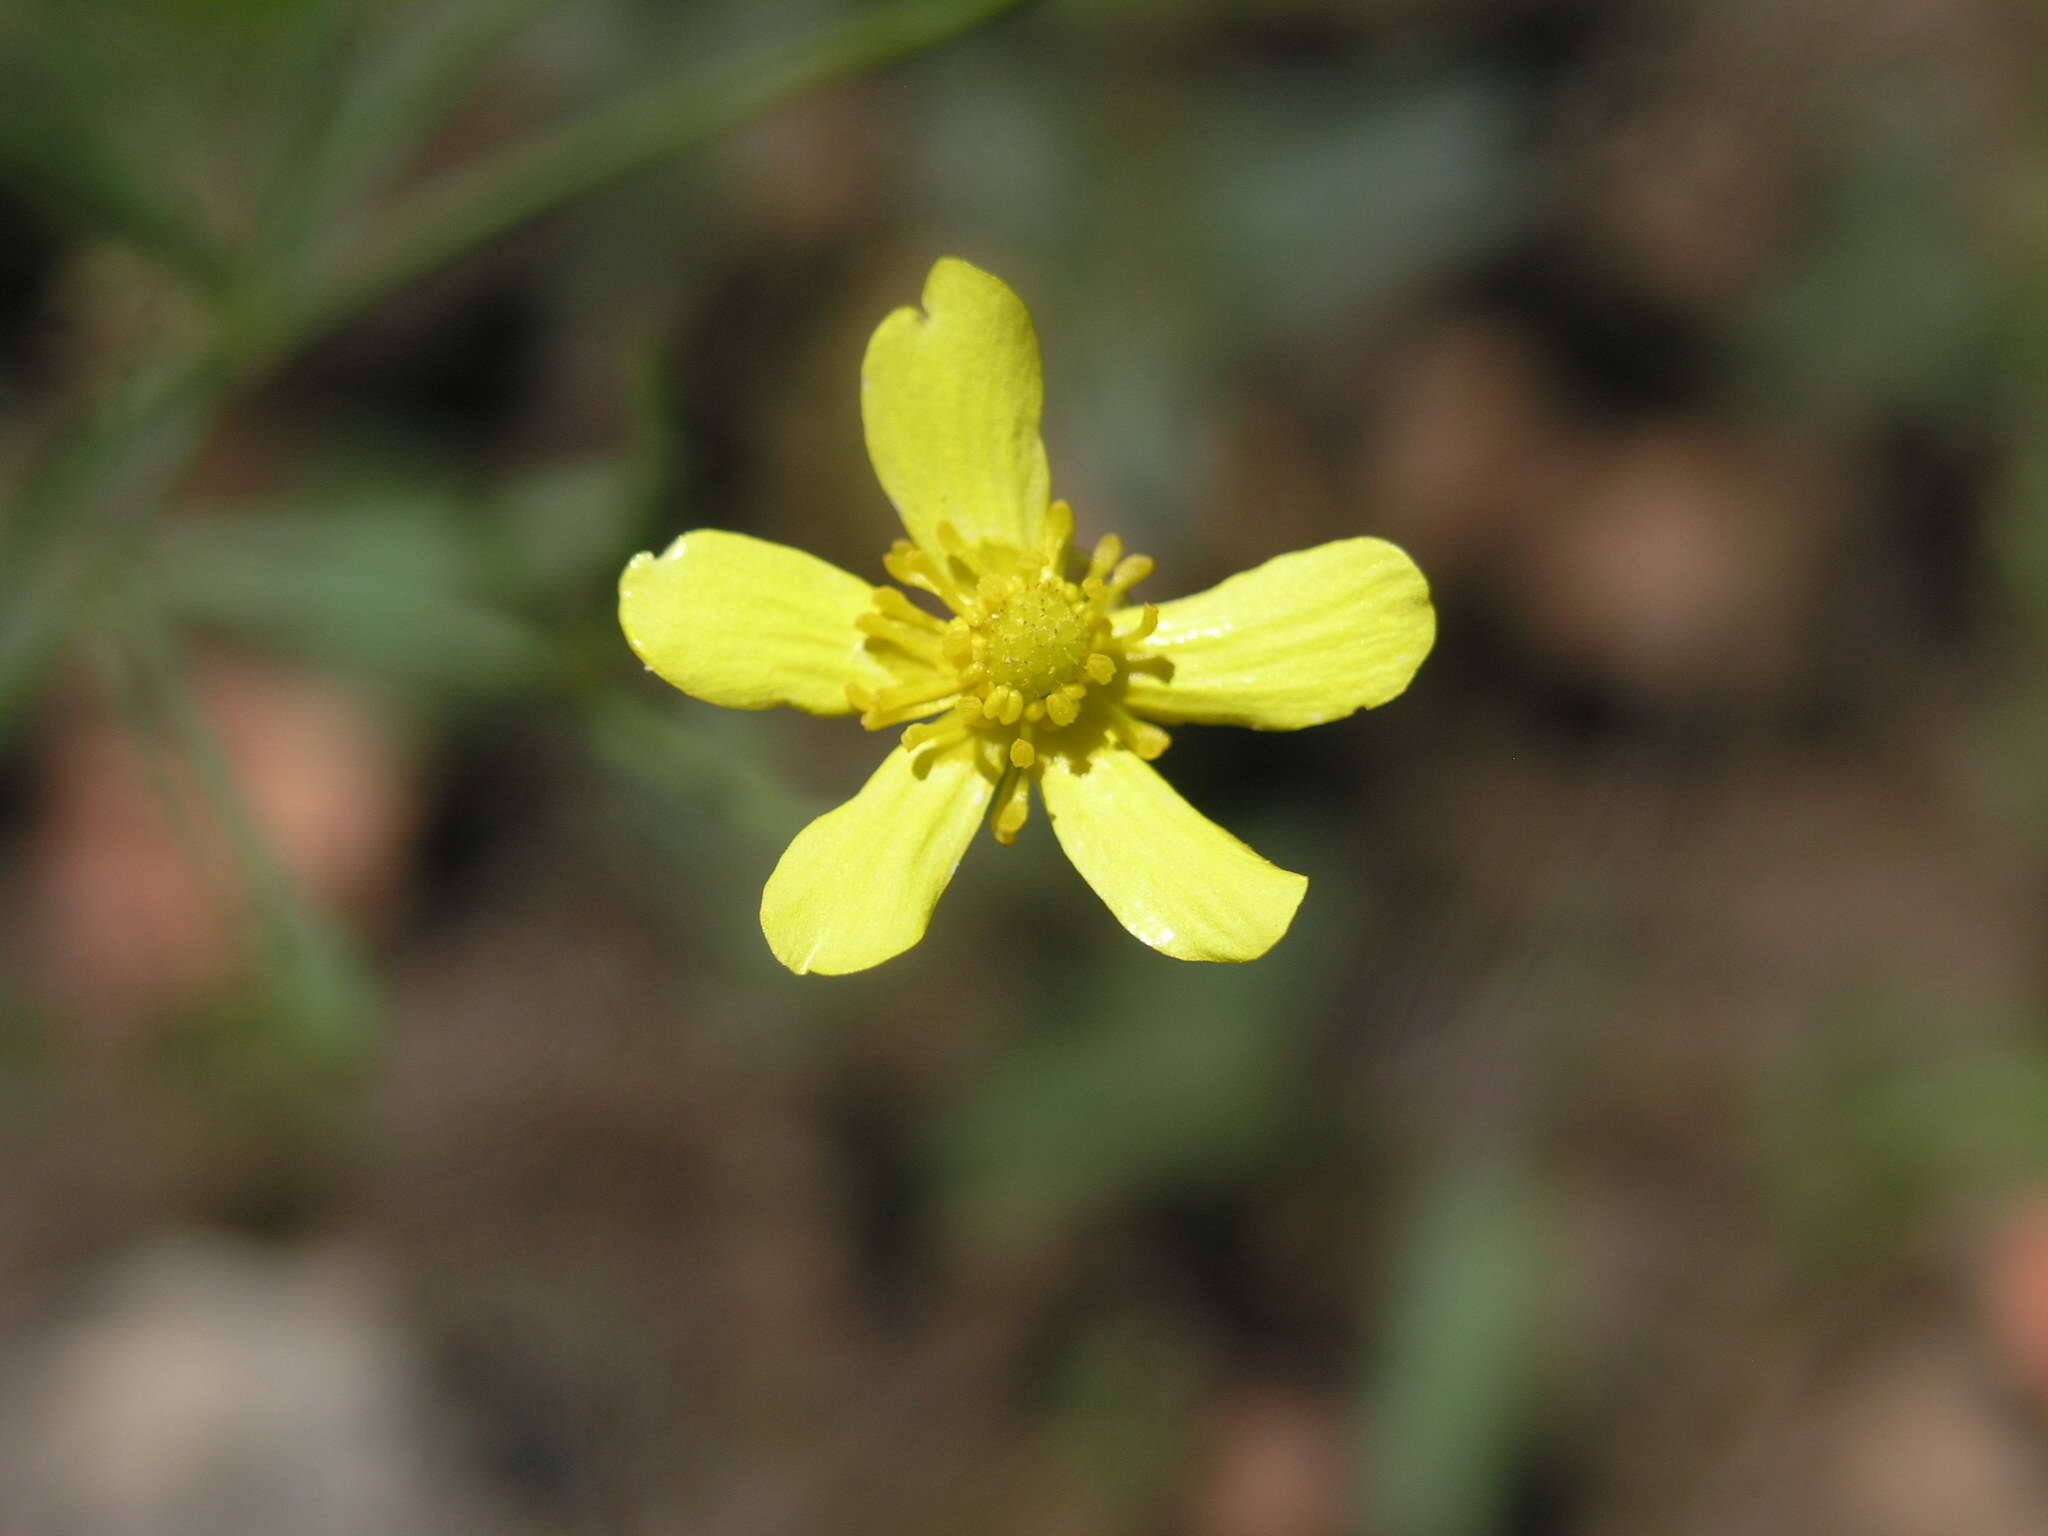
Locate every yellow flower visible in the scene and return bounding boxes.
[619,258,1434,974]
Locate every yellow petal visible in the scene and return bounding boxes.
[620,529,896,715]
[1119,537,1435,730]
[862,258,1052,558]
[761,744,993,975]
[1039,744,1305,962]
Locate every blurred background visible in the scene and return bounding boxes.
[1,0,2046,1531]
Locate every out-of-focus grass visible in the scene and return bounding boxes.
[934,938,1329,1253]
[0,0,1039,1058]
[1367,1153,1551,1536]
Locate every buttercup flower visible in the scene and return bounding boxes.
[620,258,1434,974]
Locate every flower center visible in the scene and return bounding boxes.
[846,506,1171,845]
[981,583,1095,701]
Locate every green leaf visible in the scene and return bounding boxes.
[1736,107,1992,421]
[151,488,553,695]
[1366,1153,1550,1536]
[1046,1309,1203,1520]
[931,948,1318,1250]
[104,604,378,1064]
[273,0,1045,359]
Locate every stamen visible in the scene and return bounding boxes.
[858,675,959,729]
[1042,500,1075,562]
[1108,554,1154,595]
[855,612,945,660]
[935,520,989,584]
[872,587,947,630]
[991,769,1032,846]
[1110,707,1171,760]
[900,713,968,753]
[877,676,958,711]
[864,513,1159,774]
[884,540,971,612]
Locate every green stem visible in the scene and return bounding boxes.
[0,351,231,727]
[233,0,575,338]
[254,0,1039,363]
[0,0,1037,741]
[587,689,823,845]
[114,601,376,1057]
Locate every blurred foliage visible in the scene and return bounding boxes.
[935,938,1325,1251]
[150,457,644,697]
[1045,1305,1206,1523]
[1367,1153,1550,1536]
[1758,995,2048,1283]
[1738,108,1996,425]
[0,0,1039,1051]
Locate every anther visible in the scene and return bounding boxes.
[858,675,960,730]
[1042,500,1075,559]
[885,541,968,611]
[873,588,945,629]
[1085,653,1116,685]
[992,772,1031,845]
[1111,709,1171,760]
[1009,737,1035,769]
[855,613,944,660]
[1108,554,1154,594]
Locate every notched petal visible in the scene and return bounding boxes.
[861,258,1053,559]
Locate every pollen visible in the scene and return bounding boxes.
[852,508,1167,845]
